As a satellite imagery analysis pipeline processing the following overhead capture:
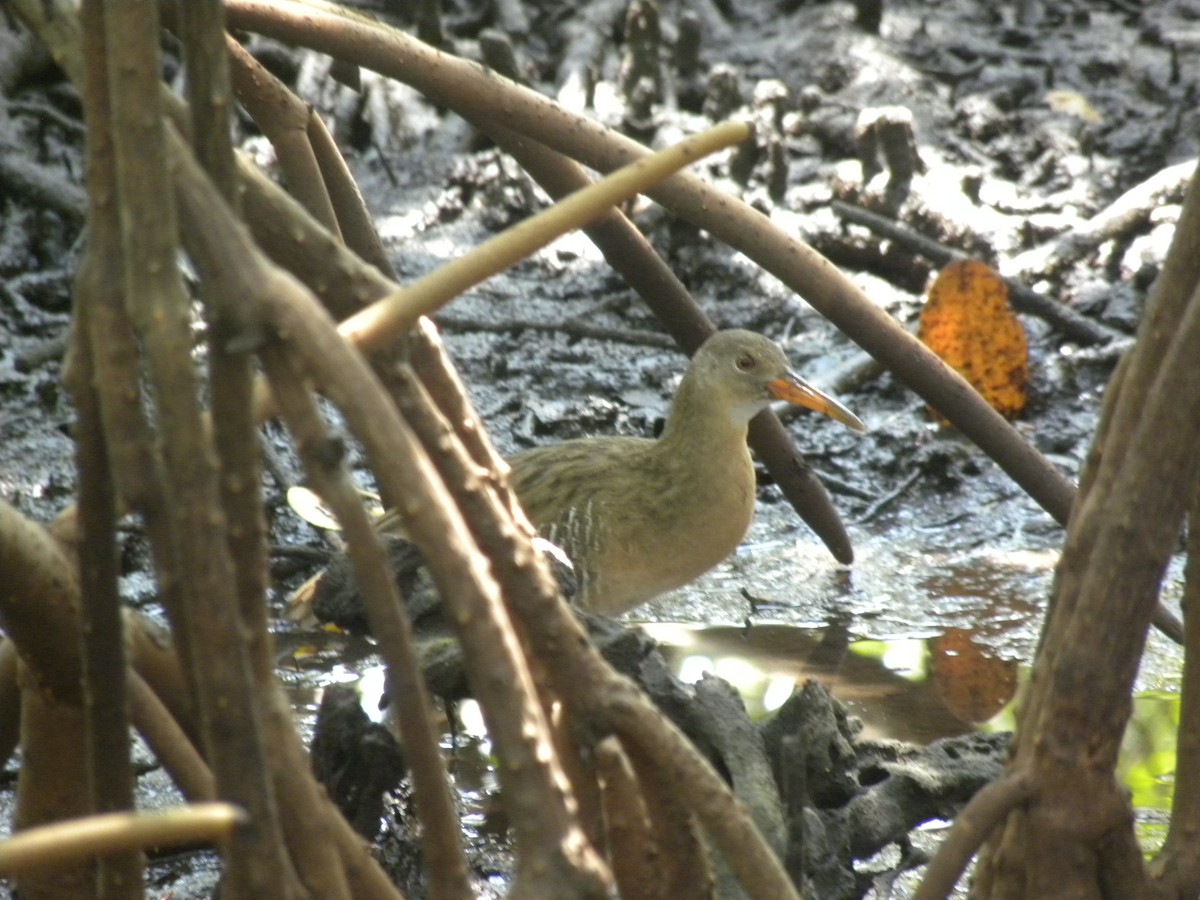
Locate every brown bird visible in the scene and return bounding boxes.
[302,329,864,626]
[495,329,864,613]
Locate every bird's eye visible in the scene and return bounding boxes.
[735,353,755,372]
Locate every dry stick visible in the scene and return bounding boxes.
[912,773,1032,900]
[594,738,666,900]
[179,1,238,203]
[387,346,611,864]
[605,688,797,899]
[66,315,142,898]
[0,640,19,766]
[550,707,608,858]
[305,107,395,275]
[337,121,752,353]
[186,13,357,896]
[189,21,274,665]
[483,121,853,563]
[260,339,468,900]
[225,35,396,281]
[0,804,245,879]
[1151,480,1200,896]
[226,35,341,236]
[181,0,278,733]
[126,618,199,748]
[0,522,90,890]
[100,2,297,896]
[386,342,615,863]
[0,500,201,805]
[62,7,140,894]
[240,155,396,319]
[128,672,216,805]
[224,0,1077,533]
[407,318,528,522]
[170,145,610,899]
[631,764,709,900]
[13,674,92,898]
[0,516,210,822]
[165,131,411,900]
[830,199,1119,346]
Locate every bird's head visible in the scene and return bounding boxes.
[685,329,866,431]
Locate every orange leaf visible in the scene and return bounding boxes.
[918,259,1028,423]
[929,628,1019,724]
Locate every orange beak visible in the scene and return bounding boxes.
[768,373,867,433]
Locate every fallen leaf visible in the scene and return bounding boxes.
[918,259,1028,423]
[287,485,383,530]
[930,628,1019,724]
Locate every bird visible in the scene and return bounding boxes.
[305,329,865,624]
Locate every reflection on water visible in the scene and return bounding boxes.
[636,616,1181,839]
[638,620,1017,745]
[275,534,1185,859]
[637,518,1185,835]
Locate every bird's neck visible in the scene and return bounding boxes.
[657,375,752,457]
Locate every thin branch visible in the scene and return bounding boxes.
[622,734,711,898]
[0,501,83,702]
[605,687,802,899]
[226,35,341,235]
[171,132,611,897]
[0,640,19,768]
[595,738,664,900]
[128,672,215,805]
[101,0,298,893]
[67,312,141,896]
[913,773,1032,900]
[0,804,245,878]
[261,339,470,900]
[64,24,139,897]
[11,676,92,895]
[70,12,140,883]
[336,121,752,354]
[306,106,395,276]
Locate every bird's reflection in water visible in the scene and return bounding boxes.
[637,618,1020,745]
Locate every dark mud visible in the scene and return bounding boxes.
[1,0,1196,896]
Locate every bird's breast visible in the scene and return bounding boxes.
[558,443,757,615]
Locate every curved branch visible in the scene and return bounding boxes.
[913,773,1033,900]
